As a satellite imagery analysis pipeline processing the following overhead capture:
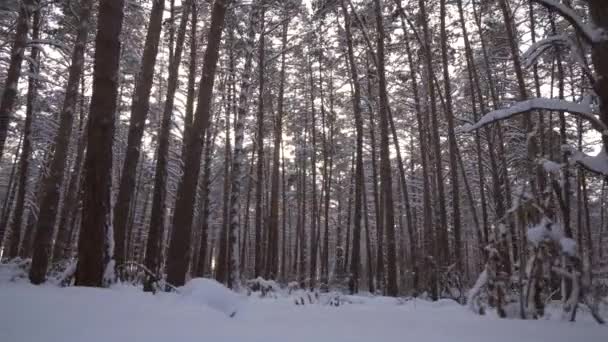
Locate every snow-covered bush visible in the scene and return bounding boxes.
[245,277,280,298]
[0,258,30,284]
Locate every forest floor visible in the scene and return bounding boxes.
[1,274,606,342]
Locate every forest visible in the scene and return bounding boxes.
[1,0,608,333]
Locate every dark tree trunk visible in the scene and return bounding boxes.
[0,132,23,246]
[253,6,266,279]
[113,0,167,267]
[166,0,230,286]
[267,14,288,280]
[145,1,192,279]
[373,0,398,297]
[419,0,449,269]
[440,0,463,271]
[307,54,319,290]
[29,0,93,283]
[75,0,125,287]
[340,0,364,294]
[8,4,40,260]
[0,0,33,159]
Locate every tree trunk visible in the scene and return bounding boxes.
[440,0,463,271]
[166,0,230,286]
[8,4,40,260]
[113,0,168,267]
[0,132,23,246]
[340,0,364,294]
[0,0,33,159]
[419,0,449,269]
[29,0,93,283]
[267,13,288,280]
[75,0,125,287]
[373,0,398,297]
[253,6,266,279]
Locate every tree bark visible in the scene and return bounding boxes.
[8,3,40,260]
[166,0,230,286]
[440,0,463,271]
[267,13,289,280]
[253,5,266,279]
[75,0,125,287]
[0,0,33,159]
[30,0,93,283]
[373,0,398,296]
[113,0,167,267]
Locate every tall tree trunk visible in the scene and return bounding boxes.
[340,0,364,294]
[267,14,288,280]
[394,2,428,293]
[8,4,40,260]
[166,0,230,286]
[440,0,463,271]
[373,0,398,296]
[216,75,232,284]
[183,1,199,157]
[0,0,33,159]
[75,0,125,287]
[456,0,489,245]
[307,54,319,290]
[195,116,219,277]
[53,117,87,263]
[146,2,192,279]
[0,132,23,246]
[29,0,93,283]
[226,2,262,288]
[364,55,382,293]
[253,5,266,278]
[113,0,167,267]
[590,2,608,147]
[419,0,449,269]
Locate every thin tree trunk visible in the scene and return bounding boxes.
[267,14,288,280]
[253,6,266,279]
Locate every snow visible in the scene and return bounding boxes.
[560,238,577,257]
[522,35,569,68]
[458,98,604,134]
[526,219,578,257]
[179,278,244,317]
[541,159,562,174]
[1,279,606,342]
[532,0,605,44]
[567,147,608,176]
[527,218,562,247]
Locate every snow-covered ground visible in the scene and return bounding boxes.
[1,278,606,342]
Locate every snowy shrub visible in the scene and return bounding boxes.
[0,258,30,284]
[246,277,280,298]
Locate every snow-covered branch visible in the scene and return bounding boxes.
[522,34,594,81]
[532,0,605,44]
[458,98,607,135]
[522,35,569,68]
[563,146,608,176]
